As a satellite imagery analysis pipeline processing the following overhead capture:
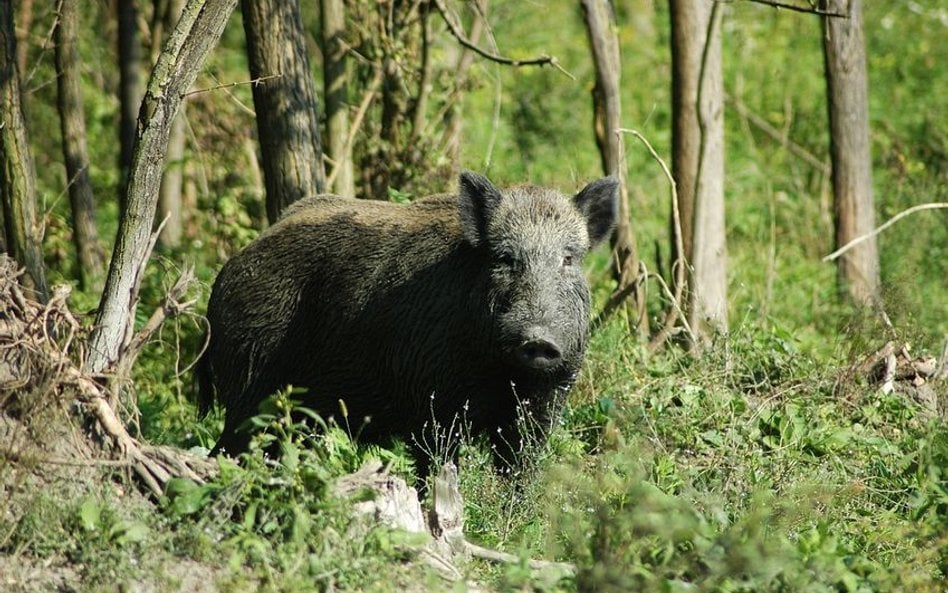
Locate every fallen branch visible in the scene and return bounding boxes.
[851,340,944,419]
[822,202,948,262]
[336,460,575,587]
[465,541,576,576]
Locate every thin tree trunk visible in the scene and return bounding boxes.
[581,0,647,336]
[0,0,48,302]
[157,0,187,248]
[0,193,5,252]
[821,0,879,306]
[411,5,433,141]
[118,0,144,212]
[158,106,186,247]
[670,0,727,343]
[629,0,655,41]
[55,0,105,292]
[15,0,32,76]
[86,0,237,376]
[320,0,354,197]
[670,0,697,269]
[242,0,325,223]
[441,0,486,179]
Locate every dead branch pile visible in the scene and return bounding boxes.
[0,255,215,495]
[853,340,947,420]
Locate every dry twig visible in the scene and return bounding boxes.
[822,202,948,262]
[616,129,693,351]
[181,73,282,98]
[726,93,830,175]
[432,0,574,79]
[327,68,384,189]
[716,0,848,17]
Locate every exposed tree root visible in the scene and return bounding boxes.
[0,255,215,497]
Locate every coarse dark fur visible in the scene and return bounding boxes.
[198,172,618,471]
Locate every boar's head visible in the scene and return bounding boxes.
[457,172,619,381]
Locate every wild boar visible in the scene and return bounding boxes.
[198,172,618,471]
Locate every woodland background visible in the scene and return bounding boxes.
[0,1,945,592]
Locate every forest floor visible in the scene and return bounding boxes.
[2,255,946,592]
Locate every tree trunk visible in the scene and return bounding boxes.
[821,0,879,306]
[0,0,48,302]
[85,0,237,377]
[410,4,433,142]
[581,0,647,336]
[55,0,105,292]
[158,108,186,248]
[242,0,325,223]
[629,0,656,41]
[320,0,354,197]
[441,0,486,179]
[157,0,187,249]
[0,193,5,253]
[15,0,32,76]
[670,0,727,343]
[118,0,144,213]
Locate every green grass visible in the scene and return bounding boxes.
[554,320,946,592]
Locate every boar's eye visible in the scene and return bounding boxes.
[495,250,517,268]
[561,254,574,267]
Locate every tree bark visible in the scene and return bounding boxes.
[670,0,728,343]
[581,0,647,336]
[157,0,187,249]
[55,0,105,292]
[320,0,354,197]
[0,0,48,302]
[85,0,237,376]
[117,0,144,212]
[242,0,325,223]
[821,0,880,306]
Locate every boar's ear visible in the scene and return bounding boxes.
[573,176,619,247]
[458,171,504,247]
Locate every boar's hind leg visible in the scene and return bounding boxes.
[210,424,251,457]
[209,381,277,457]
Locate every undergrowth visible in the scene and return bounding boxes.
[2,311,944,592]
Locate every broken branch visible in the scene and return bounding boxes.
[432,0,573,79]
[822,202,948,262]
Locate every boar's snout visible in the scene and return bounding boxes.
[514,328,563,371]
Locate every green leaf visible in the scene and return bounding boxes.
[111,520,149,545]
[163,477,214,516]
[77,497,102,532]
[281,441,299,473]
[289,504,310,544]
